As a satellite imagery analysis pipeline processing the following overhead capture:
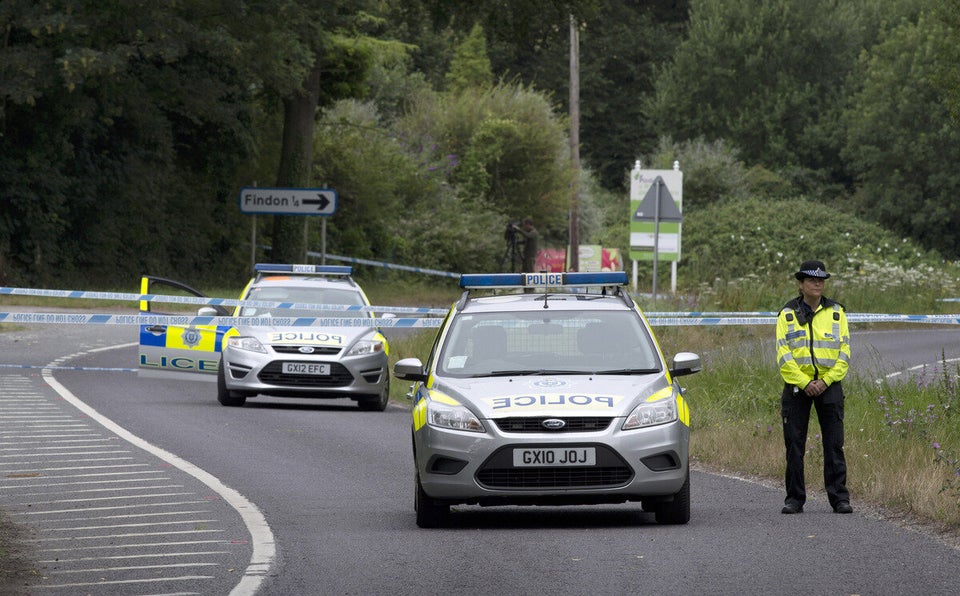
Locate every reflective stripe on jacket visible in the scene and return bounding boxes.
[776,296,850,389]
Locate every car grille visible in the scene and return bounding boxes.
[258,361,354,387]
[493,417,613,433]
[272,345,342,355]
[476,445,633,489]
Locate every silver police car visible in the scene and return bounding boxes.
[216,264,391,410]
[394,272,701,527]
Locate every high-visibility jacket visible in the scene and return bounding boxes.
[776,296,850,389]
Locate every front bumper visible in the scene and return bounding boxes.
[222,347,387,398]
[414,417,689,506]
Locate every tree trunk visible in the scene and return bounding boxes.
[271,64,322,263]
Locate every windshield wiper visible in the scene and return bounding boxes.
[486,370,545,376]
[486,369,585,377]
[590,368,661,375]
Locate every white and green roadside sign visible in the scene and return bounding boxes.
[629,161,683,295]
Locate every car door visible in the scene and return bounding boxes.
[138,276,232,380]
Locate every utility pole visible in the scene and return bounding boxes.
[568,14,581,272]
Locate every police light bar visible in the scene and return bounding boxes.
[254,263,353,276]
[460,271,627,289]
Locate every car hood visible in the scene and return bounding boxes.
[235,325,373,350]
[432,374,670,419]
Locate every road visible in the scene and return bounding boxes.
[2,322,960,595]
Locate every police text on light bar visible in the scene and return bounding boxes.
[253,263,353,276]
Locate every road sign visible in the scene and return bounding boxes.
[238,187,337,216]
[629,165,682,262]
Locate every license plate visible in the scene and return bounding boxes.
[513,447,596,467]
[282,362,330,375]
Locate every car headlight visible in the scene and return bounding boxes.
[622,388,678,430]
[347,339,384,356]
[427,401,485,433]
[226,336,268,354]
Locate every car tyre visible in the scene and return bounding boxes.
[415,472,449,528]
[654,469,690,525]
[358,377,390,411]
[217,362,246,407]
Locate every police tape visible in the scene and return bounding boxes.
[647,314,960,326]
[3,311,960,328]
[0,312,446,328]
[0,286,449,316]
[311,252,461,279]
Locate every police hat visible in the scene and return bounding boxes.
[795,260,831,281]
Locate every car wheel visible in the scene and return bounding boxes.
[415,472,449,528]
[217,362,246,407]
[654,469,690,525]
[358,377,390,411]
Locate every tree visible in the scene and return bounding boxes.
[649,0,867,181]
[0,0,256,284]
[445,23,493,92]
[389,1,689,190]
[231,1,377,263]
[842,11,960,258]
[932,0,960,124]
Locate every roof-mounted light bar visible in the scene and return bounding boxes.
[459,271,627,289]
[254,263,353,276]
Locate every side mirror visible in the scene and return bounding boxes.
[198,306,219,317]
[394,357,428,382]
[670,352,702,377]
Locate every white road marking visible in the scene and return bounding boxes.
[29,342,276,595]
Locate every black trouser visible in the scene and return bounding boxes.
[781,381,849,508]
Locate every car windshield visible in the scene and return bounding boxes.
[436,310,661,377]
[240,286,370,318]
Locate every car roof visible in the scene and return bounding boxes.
[250,275,359,290]
[459,292,634,314]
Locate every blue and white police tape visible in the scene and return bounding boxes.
[4,311,960,328]
[0,312,446,328]
[311,252,461,279]
[648,311,780,318]
[0,286,449,316]
[647,316,777,326]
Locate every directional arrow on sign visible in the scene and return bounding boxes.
[303,193,331,211]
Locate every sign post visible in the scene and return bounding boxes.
[628,161,683,300]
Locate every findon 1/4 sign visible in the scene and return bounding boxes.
[238,187,338,216]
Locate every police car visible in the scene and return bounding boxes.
[138,264,391,411]
[393,271,701,527]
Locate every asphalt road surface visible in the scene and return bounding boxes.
[2,321,960,595]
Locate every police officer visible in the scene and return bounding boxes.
[513,217,539,272]
[776,260,853,514]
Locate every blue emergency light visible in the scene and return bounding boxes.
[459,271,627,289]
[254,263,353,276]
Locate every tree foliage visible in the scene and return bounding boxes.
[4,0,960,287]
[649,0,867,176]
[842,10,960,257]
[0,0,256,285]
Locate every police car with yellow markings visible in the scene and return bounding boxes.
[394,271,701,527]
[138,264,391,411]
